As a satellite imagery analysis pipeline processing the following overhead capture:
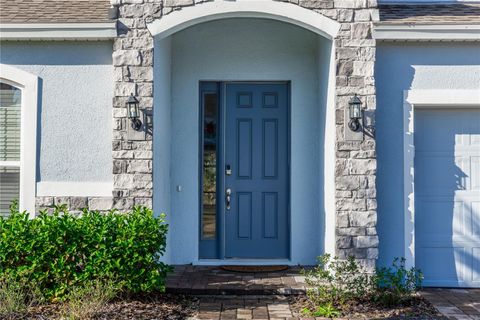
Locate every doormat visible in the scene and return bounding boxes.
[220,265,289,273]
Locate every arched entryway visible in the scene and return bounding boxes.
[149,1,339,265]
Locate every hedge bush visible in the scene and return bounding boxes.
[0,203,171,300]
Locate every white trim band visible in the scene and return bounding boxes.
[36,182,114,197]
[374,24,480,41]
[0,23,117,40]
[147,0,340,40]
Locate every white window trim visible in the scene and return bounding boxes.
[402,89,480,269]
[374,24,480,41]
[36,181,113,197]
[0,23,117,41]
[0,64,38,217]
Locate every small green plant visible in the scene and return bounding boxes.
[372,257,423,306]
[0,204,171,300]
[303,254,373,307]
[61,279,120,320]
[302,303,341,318]
[303,255,424,314]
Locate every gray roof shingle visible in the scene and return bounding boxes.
[0,0,112,24]
[379,4,480,24]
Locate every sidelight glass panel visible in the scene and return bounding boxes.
[202,93,218,239]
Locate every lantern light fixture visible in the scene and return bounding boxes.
[348,94,362,132]
[127,93,142,131]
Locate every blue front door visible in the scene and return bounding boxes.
[224,83,289,259]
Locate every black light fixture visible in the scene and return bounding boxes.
[127,93,142,131]
[348,94,362,132]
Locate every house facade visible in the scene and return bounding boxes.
[0,0,479,287]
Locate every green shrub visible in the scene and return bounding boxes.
[303,254,373,307]
[0,204,171,300]
[372,257,423,306]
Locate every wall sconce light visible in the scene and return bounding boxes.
[348,94,362,132]
[348,94,376,137]
[127,93,142,131]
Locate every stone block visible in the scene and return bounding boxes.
[337,227,366,236]
[336,176,360,191]
[348,159,376,175]
[299,0,334,8]
[127,160,152,173]
[353,235,379,248]
[134,197,153,208]
[337,248,367,259]
[164,0,194,6]
[113,50,142,66]
[114,82,137,97]
[352,61,374,77]
[354,9,371,21]
[336,47,358,60]
[337,9,353,22]
[336,198,366,211]
[351,23,372,39]
[337,212,350,227]
[337,236,352,249]
[70,197,89,210]
[36,196,53,208]
[88,197,114,211]
[114,174,135,189]
[128,66,153,81]
[349,211,376,227]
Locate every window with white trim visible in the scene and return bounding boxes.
[0,82,22,215]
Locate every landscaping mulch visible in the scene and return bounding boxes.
[3,294,198,320]
[2,293,446,320]
[290,294,445,319]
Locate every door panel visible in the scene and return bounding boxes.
[225,83,289,259]
[415,109,480,287]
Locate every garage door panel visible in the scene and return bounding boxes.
[415,156,469,195]
[416,200,465,237]
[472,157,480,190]
[415,108,480,288]
[472,202,480,237]
[417,247,466,283]
[473,248,480,282]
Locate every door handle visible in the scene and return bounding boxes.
[226,188,232,210]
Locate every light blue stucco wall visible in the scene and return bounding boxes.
[375,42,480,267]
[0,41,113,183]
[155,18,331,264]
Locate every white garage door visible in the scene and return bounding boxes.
[415,108,480,288]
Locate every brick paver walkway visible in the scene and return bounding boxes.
[422,288,480,320]
[167,266,305,319]
[196,295,296,319]
[166,265,308,295]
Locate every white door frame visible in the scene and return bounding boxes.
[403,89,480,269]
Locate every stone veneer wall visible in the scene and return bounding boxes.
[37,0,379,269]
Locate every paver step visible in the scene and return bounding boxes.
[166,265,309,296]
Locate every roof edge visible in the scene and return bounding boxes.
[373,23,480,41]
[0,22,117,40]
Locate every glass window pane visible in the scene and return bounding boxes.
[0,167,20,216]
[202,93,218,239]
[0,82,22,161]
